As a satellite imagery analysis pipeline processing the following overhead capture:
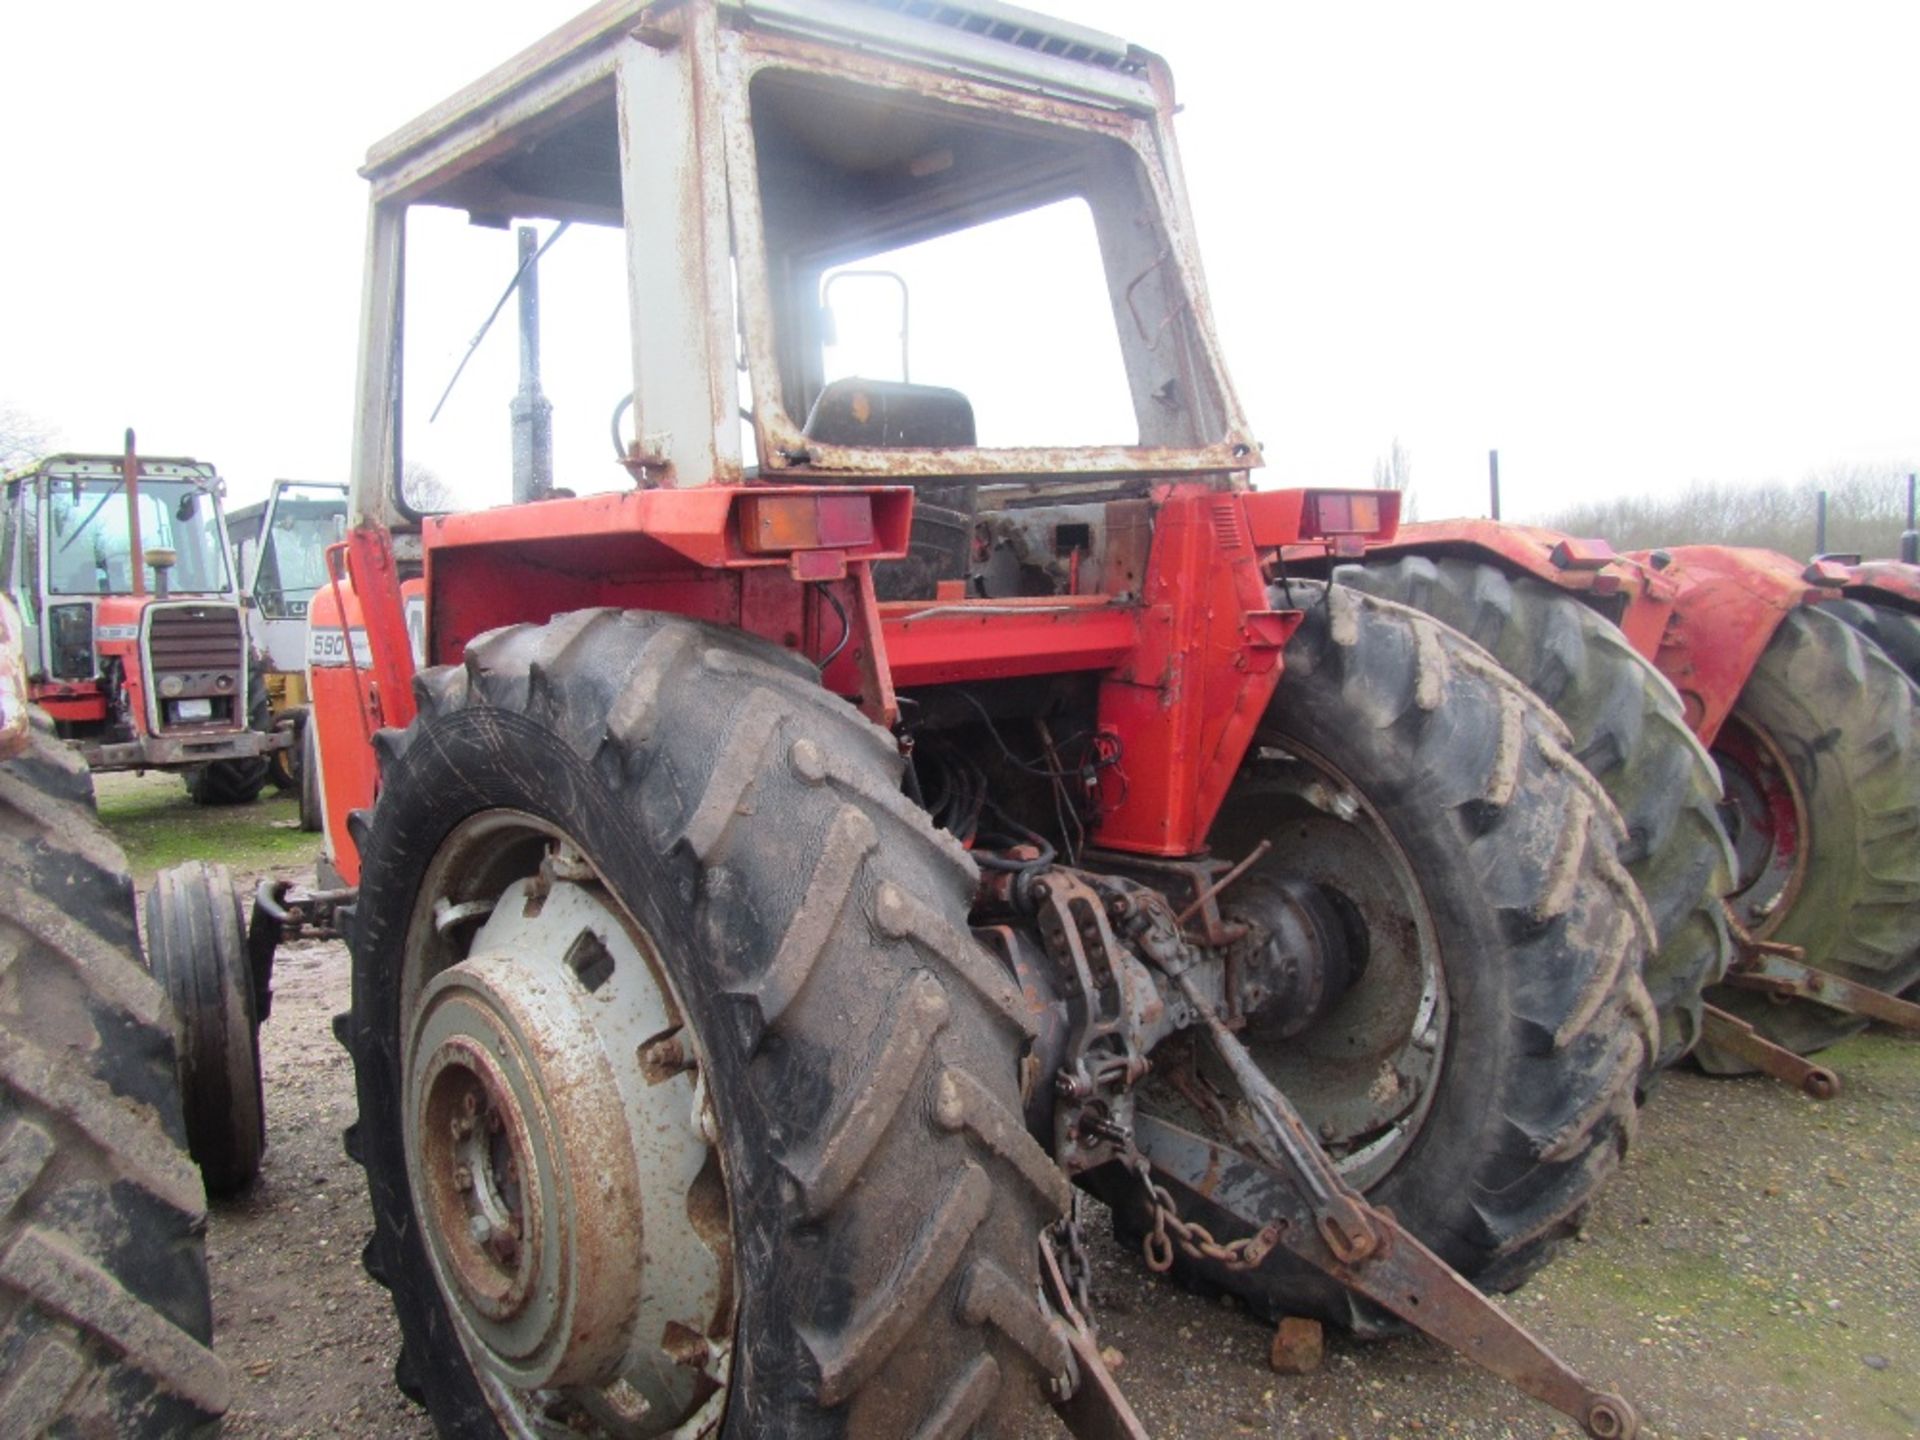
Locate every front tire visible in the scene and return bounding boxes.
[146,861,266,1195]
[1131,584,1657,1330]
[297,714,323,833]
[342,611,1071,1438]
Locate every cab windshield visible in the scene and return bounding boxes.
[255,484,346,618]
[46,478,231,595]
[745,66,1232,455]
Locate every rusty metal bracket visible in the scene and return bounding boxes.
[1040,1233,1151,1440]
[1699,1004,1840,1099]
[1141,972,1640,1440]
[1721,909,1920,1034]
[247,879,356,1025]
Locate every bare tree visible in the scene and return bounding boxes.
[402,460,456,512]
[1539,462,1919,560]
[1372,437,1417,519]
[0,404,53,472]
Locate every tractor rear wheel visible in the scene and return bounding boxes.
[1701,605,1920,1063]
[1826,598,1920,691]
[340,611,1071,1438]
[146,861,266,1195]
[1128,584,1657,1332]
[0,718,229,1435]
[1338,555,1732,1069]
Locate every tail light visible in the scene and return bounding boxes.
[1299,490,1399,540]
[737,494,876,554]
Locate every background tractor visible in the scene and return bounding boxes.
[246,2,1671,1435]
[1,433,286,806]
[1325,523,1920,1090]
[228,477,349,824]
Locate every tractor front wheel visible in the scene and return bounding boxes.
[1129,584,1657,1331]
[341,611,1071,1438]
[146,860,266,1195]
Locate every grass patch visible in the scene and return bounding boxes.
[1812,1032,1920,1092]
[94,770,320,883]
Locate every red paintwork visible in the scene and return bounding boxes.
[1093,486,1302,853]
[1844,559,1920,613]
[1362,520,1849,747]
[1624,545,1837,746]
[312,483,1389,876]
[32,686,109,724]
[308,561,379,884]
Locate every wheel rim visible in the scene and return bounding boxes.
[1199,741,1449,1192]
[400,810,736,1438]
[1713,715,1807,936]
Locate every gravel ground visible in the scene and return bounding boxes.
[159,845,1916,1439]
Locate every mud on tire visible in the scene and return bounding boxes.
[1338,554,1732,1069]
[340,610,1071,1438]
[1125,584,1657,1332]
[0,719,229,1435]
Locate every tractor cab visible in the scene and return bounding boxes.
[0,444,279,788]
[354,0,1254,535]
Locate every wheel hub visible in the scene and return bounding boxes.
[1198,751,1449,1192]
[1714,716,1805,932]
[404,864,731,1431]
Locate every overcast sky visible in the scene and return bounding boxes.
[3,1,1916,521]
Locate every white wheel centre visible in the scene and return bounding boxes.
[404,869,732,1432]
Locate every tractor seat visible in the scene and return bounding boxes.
[801,378,976,449]
[801,379,979,601]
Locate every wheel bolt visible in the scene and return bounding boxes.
[452,1164,473,1191]
[469,1214,493,1244]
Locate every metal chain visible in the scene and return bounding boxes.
[1129,1157,1278,1273]
[1051,1193,1094,1317]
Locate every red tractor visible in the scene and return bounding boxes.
[1,434,285,803]
[258,3,1667,1434]
[1328,522,1920,1093]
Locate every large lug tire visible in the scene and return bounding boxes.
[340,610,1071,1439]
[1701,605,1920,1063]
[297,712,323,833]
[1127,584,1657,1332]
[185,662,272,806]
[1338,555,1733,1069]
[0,718,230,1434]
[146,861,266,1195]
[1826,597,1920,691]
